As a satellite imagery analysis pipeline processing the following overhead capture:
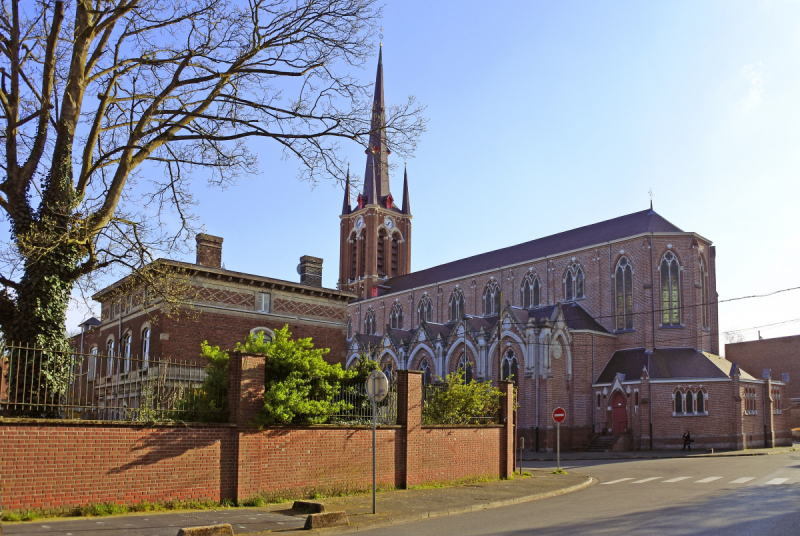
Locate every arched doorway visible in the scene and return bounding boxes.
[611,391,627,435]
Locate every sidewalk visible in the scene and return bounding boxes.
[2,470,593,536]
[522,445,796,462]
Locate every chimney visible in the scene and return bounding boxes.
[196,234,223,268]
[298,256,323,287]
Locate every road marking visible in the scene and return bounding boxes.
[632,477,662,484]
[601,478,635,485]
[730,477,756,484]
[766,478,789,485]
[695,477,722,483]
[663,477,691,483]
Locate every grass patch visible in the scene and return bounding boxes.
[551,468,568,475]
[410,475,499,490]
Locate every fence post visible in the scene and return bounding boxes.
[499,381,514,479]
[397,370,423,488]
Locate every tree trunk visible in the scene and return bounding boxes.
[4,243,80,417]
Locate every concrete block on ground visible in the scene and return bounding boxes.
[292,500,326,513]
[176,523,234,536]
[304,511,349,530]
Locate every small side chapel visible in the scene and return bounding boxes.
[338,49,792,452]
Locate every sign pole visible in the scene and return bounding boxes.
[372,375,377,515]
[557,421,561,471]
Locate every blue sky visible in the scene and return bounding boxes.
[69,0,800,345]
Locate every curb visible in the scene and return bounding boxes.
[296,476,595,535]
[521,447,796,462]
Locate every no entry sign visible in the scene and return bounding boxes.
[552,407,566,423]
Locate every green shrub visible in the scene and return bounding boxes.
[172,339,231,422]
[422,372,502,425]
[256,325,354,425]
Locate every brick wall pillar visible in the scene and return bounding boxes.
[228,352,267,503]
[228,352,266,427]
[397,370,423,487]
[731,371,745,450]
[639,368,651,450]
[499,381,514,478]
[764,378,775,448]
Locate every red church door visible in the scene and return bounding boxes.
[611,392,627,435]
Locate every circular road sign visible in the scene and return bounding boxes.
[366,370,389,403]
[552,407,566,423]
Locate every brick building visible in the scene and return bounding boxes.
[726,335,798,401]
[75,235,354,366]
[341,51,792,451]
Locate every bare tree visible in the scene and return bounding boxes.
[0,0,425,414]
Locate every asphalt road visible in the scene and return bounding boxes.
[357,450,800,535]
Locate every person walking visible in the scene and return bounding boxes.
[682,430,692,451]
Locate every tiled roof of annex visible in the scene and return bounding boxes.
[372,208,687,297]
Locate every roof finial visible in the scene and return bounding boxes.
[648,188,654,211]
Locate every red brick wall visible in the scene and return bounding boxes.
[416,427,502,482]
[0,422,236,515]
[726,335,800,400]
[237,427,404,500]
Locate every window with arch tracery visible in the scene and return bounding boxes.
[615,257,633,330]
[449,290,466,322]
[660,251,681,325]
[457,354,473,384]
[699,258,709,329]
[390,303,403,329]
[364,310,377,335]
[483,282,500,316]
[501,349,518,385]
[686,390,694,413]
[419,358,433,386]
[383,361,395,387]
[349,233,357,280]
[565,264,584,301]
[521,275,540,309]
[418,296,432,323]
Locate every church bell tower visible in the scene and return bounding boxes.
[338,46,412,298]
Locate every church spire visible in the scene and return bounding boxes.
[362,45,390,205]
[401,163,411,215]
[341,165,351,215]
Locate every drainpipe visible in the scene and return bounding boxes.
[591,333,595,434]
[647,350,653,451]
[535,326,540,452]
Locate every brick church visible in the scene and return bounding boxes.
[341,49,792,451]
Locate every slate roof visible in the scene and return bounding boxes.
[596,348,756,384]
[509,302,610,333]
[377,209,684,295]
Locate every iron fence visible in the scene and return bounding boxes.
[422,381,501,425]
[324,379,398,425]
[0,343,226,422]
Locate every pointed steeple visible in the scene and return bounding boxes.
[362,45,390,205]
[362,152,378,205]
[401,163,411,215]
[341,165,351,215]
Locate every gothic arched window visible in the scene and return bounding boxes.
[565,264,584,301]
[349,232,357,280]
[615,257,634,331]
[418,296,432,323]
[699,257,709,329]
[364,309,376,335]
[501,349,518,385]
[449,290,466,322]
[483,282,500,316]
[697,390,706,413]
[674,390,683,414]
[686,390,694,413]
[419,358,432,386]
[383,361,395,387]
[457,354,473,384]
[141,328,150,369]
[660,251,681,325]
[390,303,403,329]
[521,274,541,309]
[359,237,366,277]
